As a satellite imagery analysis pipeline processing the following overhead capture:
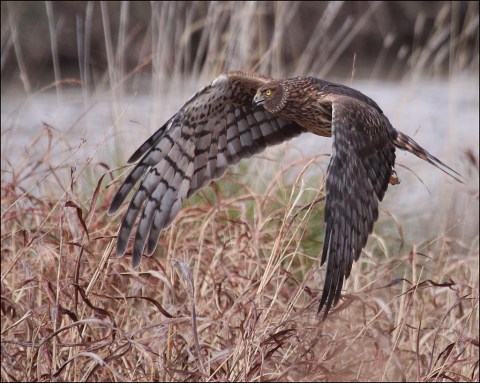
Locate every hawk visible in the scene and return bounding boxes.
[108,71,461,318]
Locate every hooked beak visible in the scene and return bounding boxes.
[252,92,265,106]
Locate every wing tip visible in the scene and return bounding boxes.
[132,256,142,269]
[317,254,345,321]
[317,291,330,321]
[108,201,120,216]
[113,236,143,269]
[116,239,127,258]
[317,285,342,321]
[132,245,143,268]
[126,150,143,164]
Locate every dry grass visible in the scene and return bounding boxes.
[1,2,479,382]
[1,141,478,381]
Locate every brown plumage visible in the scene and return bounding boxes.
[109,70,462,318]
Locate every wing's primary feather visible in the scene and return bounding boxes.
[109,71,304,265]
[318,95,396,318]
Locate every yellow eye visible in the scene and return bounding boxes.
[265,89,272,96]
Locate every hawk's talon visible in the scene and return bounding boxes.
[389,169,400,185]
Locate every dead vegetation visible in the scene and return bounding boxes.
[1,139,478,381]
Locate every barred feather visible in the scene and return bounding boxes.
[109,71,303,265]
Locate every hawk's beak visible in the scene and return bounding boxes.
[252,92,265,106]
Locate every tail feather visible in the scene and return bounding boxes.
[394,131,463,183]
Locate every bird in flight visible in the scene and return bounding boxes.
[108,71,462,318]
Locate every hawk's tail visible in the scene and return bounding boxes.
[393,131,463,183]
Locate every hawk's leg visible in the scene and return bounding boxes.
[389,169,400,185]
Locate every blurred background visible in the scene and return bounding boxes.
[1,1,479,84]
[1,1,479,240]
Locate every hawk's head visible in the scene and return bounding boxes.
[252,81,289,114]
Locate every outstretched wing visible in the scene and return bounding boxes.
[108,71,304,267]
[318,95,396,318]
